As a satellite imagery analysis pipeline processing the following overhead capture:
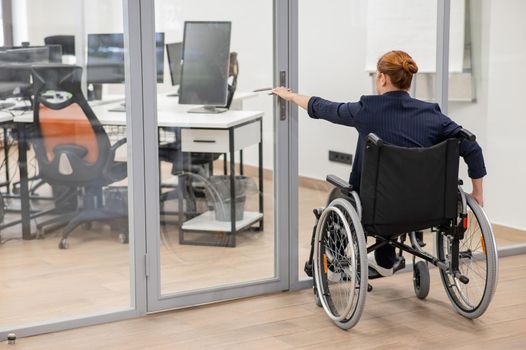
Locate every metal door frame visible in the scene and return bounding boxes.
[0,0,149,340]
[144,0,291,311]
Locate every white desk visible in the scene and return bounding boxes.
[11,91,264,247]
[13,91,259,126]
[0,113,14,124]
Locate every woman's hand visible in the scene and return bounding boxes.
[470,178,484,207]
[271,86,296,101]
[471,191,484,207]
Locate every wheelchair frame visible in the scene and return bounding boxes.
[305,184,470,284]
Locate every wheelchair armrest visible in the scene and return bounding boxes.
[457,128,476,142]
[367,133,384,146]
[326,175,353,192]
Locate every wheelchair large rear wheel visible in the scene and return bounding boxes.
[313,198,368,330]
[436,194,498,319]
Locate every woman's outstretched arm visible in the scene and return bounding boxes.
[271,86,310,110]
[271,86,363,127]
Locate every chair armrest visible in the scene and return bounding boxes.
[110,137,127,151]
[457,128,476,141]
[367,133,384,146]
[326,174,353,192]
[103,138,128,182]
[108,137,127,160]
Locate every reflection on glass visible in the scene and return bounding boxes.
[0,0,131,330]
[155,0,275,295]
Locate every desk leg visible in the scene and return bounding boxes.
[239,150,244,176]
[258,121,264,231]
[223,153,227,175]
[176,130,185,244]
[229,129,236,247]
[3,128,10,188]
[17,123,32,240]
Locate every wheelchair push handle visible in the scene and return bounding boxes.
[457,128,476,142]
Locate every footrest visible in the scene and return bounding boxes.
[368,256,406,280]
[393,256,406,273]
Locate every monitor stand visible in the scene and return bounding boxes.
[187,106,228,114]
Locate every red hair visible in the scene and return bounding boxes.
[377,50,418,90]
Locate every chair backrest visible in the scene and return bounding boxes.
[44,35,75,56]
[31,64,111,185]
[360,134,460,236]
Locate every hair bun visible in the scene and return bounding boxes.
[402,59,418,74]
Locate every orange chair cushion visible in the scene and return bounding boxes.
[39,102,99,164]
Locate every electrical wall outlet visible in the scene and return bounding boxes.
[328,150,353,165]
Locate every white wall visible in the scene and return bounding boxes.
[484,0,526,230]
[298,0,369,181]
[448,0,491,194]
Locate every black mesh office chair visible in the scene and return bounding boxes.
[31,64,127,249]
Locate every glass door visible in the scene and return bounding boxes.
[0,0,148,339]
[143,0,290,310]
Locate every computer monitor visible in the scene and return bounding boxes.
[0,66,29,100]
[179,21,231,113]
[0,47,50,100]
[166,42,183,86]
[87,32,165,84]
[1,47,50,64]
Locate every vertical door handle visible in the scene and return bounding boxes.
[279,70,287,121]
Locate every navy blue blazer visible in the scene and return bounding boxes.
[307,90,487,191]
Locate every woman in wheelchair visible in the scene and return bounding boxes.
[272,51,498,330]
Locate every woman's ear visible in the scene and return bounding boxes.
[380,72,387,87]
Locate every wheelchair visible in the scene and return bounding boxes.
[304,130,498,330]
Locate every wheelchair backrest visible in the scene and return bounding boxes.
[360,134,459,236]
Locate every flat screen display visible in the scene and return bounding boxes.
[0,47,50,99]
[166,42,183,86]
[179,22,231,106]
[87,32,165,84]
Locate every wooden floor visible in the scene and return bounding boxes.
[0,172,525,329]
[2,253,525,349]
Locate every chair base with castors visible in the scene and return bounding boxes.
[304,131,498,330]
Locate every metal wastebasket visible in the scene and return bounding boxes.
[205,175,256,221]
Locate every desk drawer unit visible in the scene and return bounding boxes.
[181,120,261,153]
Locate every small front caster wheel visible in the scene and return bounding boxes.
[413,261,430,300]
